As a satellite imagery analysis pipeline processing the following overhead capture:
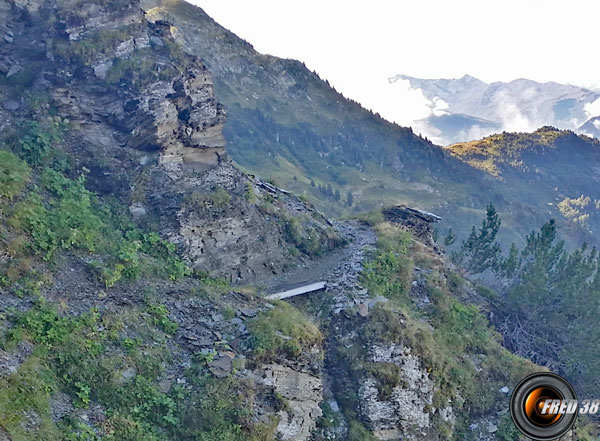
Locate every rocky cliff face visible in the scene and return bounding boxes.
[0,0,342,283]
[257,363,323,440]
[358,343,441,440]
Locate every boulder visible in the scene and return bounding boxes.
[259,364,323,441]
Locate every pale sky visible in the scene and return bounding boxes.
[189,0,600,127]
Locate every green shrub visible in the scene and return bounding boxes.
[11,171,103,260]
[364,362,405,400]
[184,187,231,212]
[17,119,65,167]
[104,415,159,441]
[362,251,413,302]
[346,420,378,441]
[248,301,322,362]
[0,151,30,199]
[361,223,413,302]
[64,421,101,441]
[10,299,81,346]
[496,413,520,441]
[146,303,178,334]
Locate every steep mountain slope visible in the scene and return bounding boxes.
[391,74,600,145]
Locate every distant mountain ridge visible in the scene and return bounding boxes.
[580,116,600,138]
[390,74,600,145]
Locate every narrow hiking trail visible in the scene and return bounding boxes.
[263,221,377,310]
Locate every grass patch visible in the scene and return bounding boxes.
[1,301,187,441]
[364,362,405,400]
[0,356,58,438]
[361,224,413,303]
[346,420,378,441]
[353,210,383,226]
[281,213,343,257]
[1,119,193,288]
[184,187,231,213]
[248,301,322,362]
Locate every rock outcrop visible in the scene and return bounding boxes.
[48,1,227,175]
[383,205,441,247]
[0,0,342,282]
[358,343,446,441]
[258,363,323,441]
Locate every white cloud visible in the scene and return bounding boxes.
[431,97,449,116]
[584,97,600,119]
[520,87,537,100]
[356,78,433,127]
[492,91,536,132]
[193,0,600,105]
[456,125,497,143]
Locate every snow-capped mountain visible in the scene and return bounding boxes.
[389,74,600,145]
[580,116,600,139]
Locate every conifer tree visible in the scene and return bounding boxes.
[443,228,456,247]
[500,243,519,278]
[455,203,501,274]
[346,191,353,207]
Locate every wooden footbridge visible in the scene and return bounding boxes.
[265,281,327,300]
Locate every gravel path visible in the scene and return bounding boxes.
[265,220,377,310]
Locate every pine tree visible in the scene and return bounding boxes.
[456,211,600,394]
[334,189,341,201]
[346,191,353,207]
[500,243,519,278]
[457,203,502,274]
[443,228,456,247]
[326,183,333,198]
